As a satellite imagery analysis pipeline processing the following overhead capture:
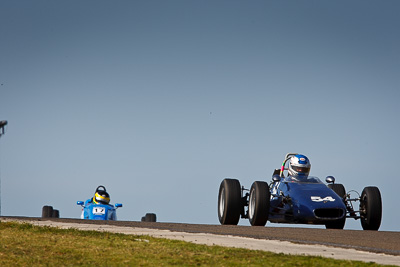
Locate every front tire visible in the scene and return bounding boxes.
[248,181,270,226]
[360,186,382,230]
[218,178,242,225]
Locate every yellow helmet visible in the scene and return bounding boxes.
[93,185,110,204]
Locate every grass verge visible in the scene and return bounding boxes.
[0,221,385,266]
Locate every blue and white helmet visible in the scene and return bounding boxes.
[288,154,311,178]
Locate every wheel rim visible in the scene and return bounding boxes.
[249,188,255,219]
[219,187,225,217]
[360,194,368,222]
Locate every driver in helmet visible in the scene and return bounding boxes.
[288,154,311,180]
[84,185,111,206]
[80,185,112,220]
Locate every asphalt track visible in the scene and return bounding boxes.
[2,217,400,265]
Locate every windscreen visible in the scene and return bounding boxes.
[284,176,322,184]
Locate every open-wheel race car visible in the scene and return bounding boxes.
[218,153,382,230]
[77,185,123,220]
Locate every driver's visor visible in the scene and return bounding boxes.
[292,166,310,173]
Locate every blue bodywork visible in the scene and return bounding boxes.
[77,200,122,220]
[219,153,381,230]
[269,176,346,224]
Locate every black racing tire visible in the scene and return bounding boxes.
[248,181,270,226]
[52,209,60,218]
[42,206,53,218]
[144,213,157,222]
[326,183,346,229]
[325,218,346,229]
[360,186,382,231]
[218,178,242,225]
[328,184,346,199]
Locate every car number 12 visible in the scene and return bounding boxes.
[93,207,106,215]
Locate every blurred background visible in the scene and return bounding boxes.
[1,0,399,231]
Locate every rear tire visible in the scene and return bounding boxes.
[328,184,346,199]
[42,206,53,218]
[325,218,345,229]
[326,183,346,229]
[218,178,242,225]
[248,181,270,226]
[360,186,382,231]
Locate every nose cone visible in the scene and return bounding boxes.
[291,184,346,223]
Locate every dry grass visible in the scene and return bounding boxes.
[0,221,384,266]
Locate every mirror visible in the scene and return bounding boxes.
[325,176,335,184]
[77,201,84,206]
[115,203,123,208]
[272,175,281,182]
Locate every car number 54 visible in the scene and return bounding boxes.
[311,196,335,202]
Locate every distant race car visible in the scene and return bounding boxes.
[218,153,382,230]
[77,186,123,220]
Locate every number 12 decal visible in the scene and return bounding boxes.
[93,207,106,215]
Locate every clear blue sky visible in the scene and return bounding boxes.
[1,1,399,231]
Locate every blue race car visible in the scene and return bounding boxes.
[77,185,123,220]
[218,153,382,230]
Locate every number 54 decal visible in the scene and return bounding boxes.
[311,196,335,202]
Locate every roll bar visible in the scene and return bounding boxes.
[280,152,299,177]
